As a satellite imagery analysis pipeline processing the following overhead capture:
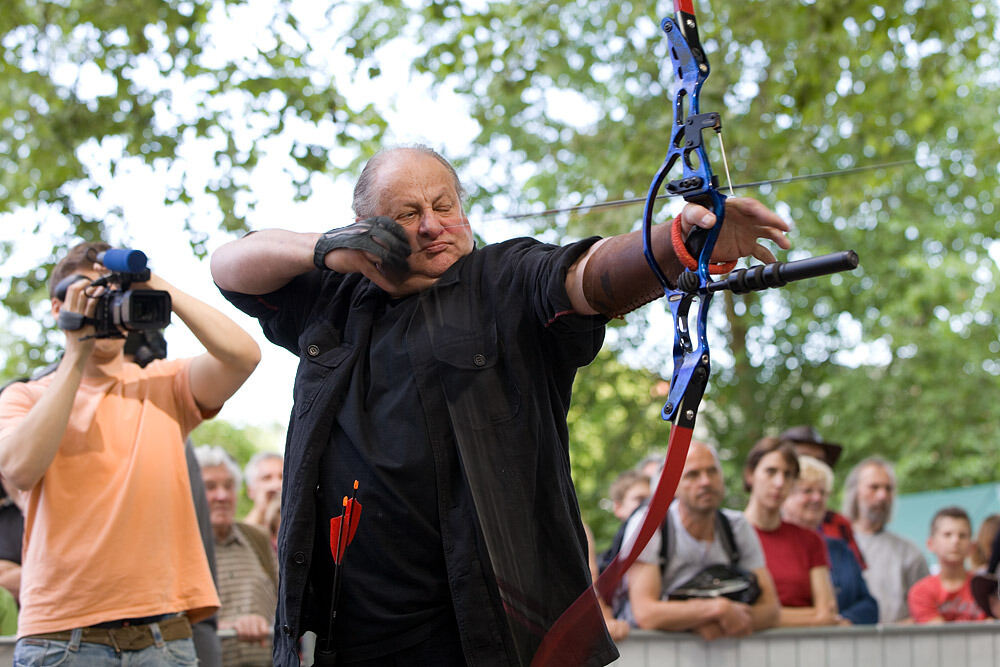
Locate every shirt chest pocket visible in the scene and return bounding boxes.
[294,326,353,417]
[431,326,521,429]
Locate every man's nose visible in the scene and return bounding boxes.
[418,209,445,236]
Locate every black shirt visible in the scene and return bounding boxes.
[222,237,619,667]
[314,295,453,660]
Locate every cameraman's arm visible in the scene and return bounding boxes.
[144,274,261,411]
[0,280,96,491]
[211,230,320,295]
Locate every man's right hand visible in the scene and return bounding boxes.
[222,613,271,646]
[56,275,100,363]
[315,216,411,279]
[714,598,754,638]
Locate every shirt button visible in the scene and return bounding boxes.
[473,353,487,367]
[306,344,320,357]
[282,624,293,635]
[293,551,306,564]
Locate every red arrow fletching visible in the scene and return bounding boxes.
[329,498,363,564]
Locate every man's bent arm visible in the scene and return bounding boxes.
[628,561,731,632]
[146,274,261,411]
[748,566,781,630]
[211,230,321,295]
[0,347,90,491]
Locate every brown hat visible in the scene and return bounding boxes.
[971,573,1000,618]
[780,425,844,468]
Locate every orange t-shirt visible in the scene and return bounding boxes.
[0,358,220,635]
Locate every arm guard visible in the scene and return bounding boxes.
[581,219,686,318]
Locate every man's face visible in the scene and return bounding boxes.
[50,268,126,360]
[676,443,725,516]
[372,150,475,283]
[249,457,283,508]
[202,464,237,534]
[857,463,894,530]
[927,516,972,567]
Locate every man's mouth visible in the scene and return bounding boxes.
[422,241,450,254]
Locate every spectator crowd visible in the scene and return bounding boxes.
[591,425,1000,642]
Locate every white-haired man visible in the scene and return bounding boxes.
[195,446,278,667]
[243,451,283,550]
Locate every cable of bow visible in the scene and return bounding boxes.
[532,2,860,664]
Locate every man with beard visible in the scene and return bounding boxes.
[843,457,929,622]
[624,442,780,638]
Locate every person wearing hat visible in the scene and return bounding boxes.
[779,426,866,569]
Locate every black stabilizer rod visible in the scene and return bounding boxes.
[707,250,859,294]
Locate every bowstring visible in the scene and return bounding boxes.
[479,158,913,224]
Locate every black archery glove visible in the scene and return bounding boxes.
[313,216,411,278]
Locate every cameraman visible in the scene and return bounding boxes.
[0,241,260,665]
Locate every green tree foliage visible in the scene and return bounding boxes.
[565,350,666,541]
[347,0,1000,515]
[0,0,385,377]
[3,1,1000,547]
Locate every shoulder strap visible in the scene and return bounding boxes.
[715,510,741,565]
[659,506,675,576]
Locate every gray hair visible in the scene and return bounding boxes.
[352,145,466,219]
[841,456,896,521]
[244,451,283,491]
[194,445,243,491]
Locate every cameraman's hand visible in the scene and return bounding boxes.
[56,275,100,362]
[130,269,166,293]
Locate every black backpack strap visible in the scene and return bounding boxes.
[658,505,674,577]
[715,509,741,566]
[598,501,648,574]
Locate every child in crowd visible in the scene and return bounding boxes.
[907,506,987,623]
[609,470,651,522]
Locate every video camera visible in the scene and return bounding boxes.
[54,248,172,339]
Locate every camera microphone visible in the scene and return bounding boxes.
[96,249,148,274]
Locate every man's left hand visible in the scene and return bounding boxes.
[678,197,791,265]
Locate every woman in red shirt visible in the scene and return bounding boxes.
[743,437,841,627]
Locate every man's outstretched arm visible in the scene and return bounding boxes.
[566,198,791,317]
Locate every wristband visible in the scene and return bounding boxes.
[670,214,737,274]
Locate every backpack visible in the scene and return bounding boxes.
[598,504,741,618]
